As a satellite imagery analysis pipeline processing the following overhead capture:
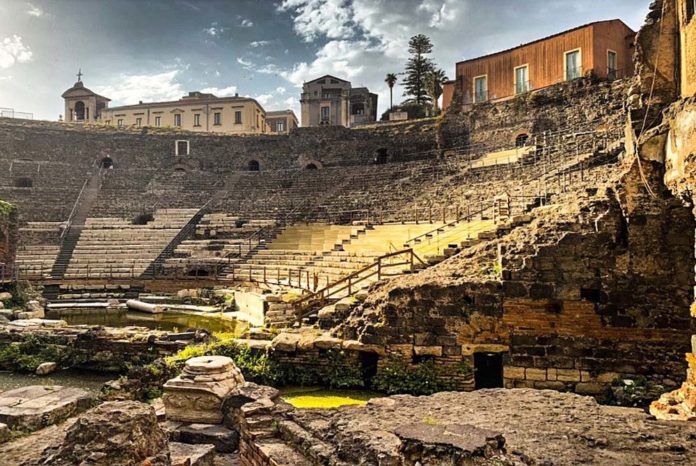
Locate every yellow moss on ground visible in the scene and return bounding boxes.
[280,387,382,409]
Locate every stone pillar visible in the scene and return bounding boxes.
[163,356,245,424]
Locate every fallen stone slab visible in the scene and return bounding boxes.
[395,422,508,464]
[35,362,57,375]
[170,442,216,466]
[0,385,94,431]
[175,423,239,453]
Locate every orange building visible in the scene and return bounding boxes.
[443,20,635,111]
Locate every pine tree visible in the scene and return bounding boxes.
[403,34,434,105]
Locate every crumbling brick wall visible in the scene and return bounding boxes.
[340,165,695,394]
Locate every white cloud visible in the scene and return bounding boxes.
[0,35,33,69]
[26,3,44,17]
[276,86,286,94]
[94,70,184,105]
[237,57,254,69]
[279,0,355,42]
[240,18,254,27]
[255,93,274,106]
[200,84,238,96]
[250,40,272,48]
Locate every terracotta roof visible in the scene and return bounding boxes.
[456,19,635,65]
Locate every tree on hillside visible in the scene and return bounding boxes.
[403,34,434,105]
[385,73,398,110]
[424,68,448,113]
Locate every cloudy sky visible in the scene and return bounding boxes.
[0,0,649,121]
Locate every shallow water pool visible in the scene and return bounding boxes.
[0,370,114,393]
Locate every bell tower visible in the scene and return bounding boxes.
[61,70,111,123]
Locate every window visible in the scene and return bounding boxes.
[117,119,123,127]
[135,117,142,128]
[276,121,285,132]
[193,113,201,127]
[607,50,618,80]
[515,65,529,95]
[320,106,330,122]
[256,114,259,129]
[213,112,221,125]
[565,49,582,81]
[155,116,161,127]
[474,75,488,103]
[248,160,260,171]
[175,140,189,156]
[105,120,111,125]
[174,114,182,127]
[234,111,242,124]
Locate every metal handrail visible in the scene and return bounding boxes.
[292,248,425,318]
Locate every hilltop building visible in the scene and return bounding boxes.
[300,75,378,127]
[100,91,268,134]
[266,110,299,134]
[443,19,636,110]
[61,72,111,123]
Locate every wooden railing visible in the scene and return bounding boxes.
[292,248,426,320]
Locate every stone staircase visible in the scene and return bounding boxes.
[50,168,104,279]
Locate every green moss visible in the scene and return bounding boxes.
[0,334,89,372]
[0,199,13,219]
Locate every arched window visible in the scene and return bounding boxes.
[101,157,113,169]
[14,177,33,188]
[248,160,260,171]
[74,101,86,121]
[515,134,530,147]
[305,163,318,170]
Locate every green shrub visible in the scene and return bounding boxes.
[372,356,471,396]
[0,334,88,372]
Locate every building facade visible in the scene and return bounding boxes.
[266,110,299,134]
[443,20,635,110]
[99,92,268,134]
[61,75,111,123]
[300,75,378,127]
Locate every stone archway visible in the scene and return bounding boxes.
[74,101,86,121]
[305,163,318,170]
[248,160,260,172]
[515,133,530,147]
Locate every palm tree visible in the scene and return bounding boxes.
[424,68,448,113]
[385,73,398,110]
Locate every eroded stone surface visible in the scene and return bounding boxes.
[286,389,696,465]
[164,356,245,424]
[25,401,170,466]
[0,385,93,431]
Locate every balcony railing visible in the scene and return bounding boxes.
[0,107,33,120]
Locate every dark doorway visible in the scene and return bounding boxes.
[515,134,529,147]
[374,148,388,165]
[248,160,260,171]
[14,177,33,188]
[305,163,318,170]
[474,352,503,389]
[101,157,113,169]
[360,352,379,382]
[74,101,85,121]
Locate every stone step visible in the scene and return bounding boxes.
[169,442,216,466]
[169,423,239,454]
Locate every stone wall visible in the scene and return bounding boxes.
[0,200,18,267]
[339,165,695,394]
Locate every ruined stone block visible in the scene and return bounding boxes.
[525,368,547,381]
[163,356,245,424]
[503,366,525,379]
[556,369,581,382]
[414,346,443,357]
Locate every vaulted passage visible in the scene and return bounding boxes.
[474,352,504,389]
